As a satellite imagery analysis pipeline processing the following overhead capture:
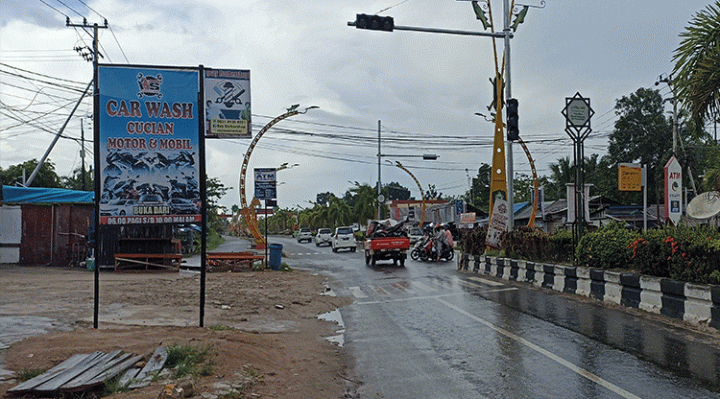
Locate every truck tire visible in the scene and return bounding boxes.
[365,251,371,265]
[371,255,376,267]
[400,256,405,267]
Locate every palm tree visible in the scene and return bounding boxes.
[673,1,720,123]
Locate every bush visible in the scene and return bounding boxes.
[575,221,636,270]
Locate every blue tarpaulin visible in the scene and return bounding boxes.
[2,185,93,204]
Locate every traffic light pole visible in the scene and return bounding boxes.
[348,21,510,38]
[503,0,514,229]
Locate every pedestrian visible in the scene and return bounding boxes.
[434,224,446,261]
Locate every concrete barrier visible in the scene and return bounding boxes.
[457,253,720,331]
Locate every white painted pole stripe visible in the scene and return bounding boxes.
[435,298,642,399]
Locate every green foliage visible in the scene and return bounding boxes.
[166,344,215,379]
[548,229,574,263]
[575,221,637,269]
[503,226,552,262]
[2,159,62,188]
[16,368,44,382]
[458,225,488,255]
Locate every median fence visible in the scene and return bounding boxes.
[457,253,720,331]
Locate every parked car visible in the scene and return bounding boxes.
[332,226,357,252]
[297,228,313,243]
[102,198,137,216]
[408,227,423,244]
[315,228,332,246]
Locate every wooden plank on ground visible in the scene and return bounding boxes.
[61,351,130,390]
[33,351,107,392]
[79,354,143,388]
[128,346,167,389]
[8,354,88,393]
[118,368,141,388]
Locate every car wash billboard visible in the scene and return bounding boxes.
[98,65,201,225]
[203,69,251,138]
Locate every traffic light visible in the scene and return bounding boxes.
[355,14,394,32]
[506,98,519,141]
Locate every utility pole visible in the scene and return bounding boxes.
[81,119,86,191]
[67,17,107,329]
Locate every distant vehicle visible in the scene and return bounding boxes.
[297,228,313,243]
[102,198,137,216]
[332,226,357,252]
[169,197,199,214]
[315,228,332,246]
[408,227,423,244]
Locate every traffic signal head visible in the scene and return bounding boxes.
[506,98,519,141]
[355,14,394,31]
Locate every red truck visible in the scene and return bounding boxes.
[363,220,410,267]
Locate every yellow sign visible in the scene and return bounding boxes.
[619,164,642,191]
[209,119,249,137]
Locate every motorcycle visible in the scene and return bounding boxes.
[411,235,454,262]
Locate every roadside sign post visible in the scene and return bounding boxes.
[561,92,594,261]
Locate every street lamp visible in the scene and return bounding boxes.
[239,105,318,249]
[375,120,438,219]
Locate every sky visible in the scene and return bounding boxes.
[0,0,713,211]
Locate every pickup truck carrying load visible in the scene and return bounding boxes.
[364,219,410,267]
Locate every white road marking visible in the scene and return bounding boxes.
[349,286,368,298]
[467,276,504,287]
[435,298,641,399]
[412,282,436,292]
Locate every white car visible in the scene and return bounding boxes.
[315,228,332,246]
[331,226,357,252]
[408,227,423,244]
[102,198,137,216]
[297,228,313,243]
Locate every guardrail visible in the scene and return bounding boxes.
[457,253,720,330]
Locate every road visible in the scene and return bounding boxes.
[270,235,720,399]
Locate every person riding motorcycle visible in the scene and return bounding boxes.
[433,224,447,261]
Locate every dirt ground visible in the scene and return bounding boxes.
[0,264,356,398]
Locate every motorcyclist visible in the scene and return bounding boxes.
[433,224,447,261]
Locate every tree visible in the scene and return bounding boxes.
[206,177,230,234]
[61,165,94,191]
[606,88,673,203]
[465,164,491,212]
[673,1,720,124]
[384,182,411,201]
[2,159,62,188]
[316,192,334,207]
[345,182,377,224]
[424,184,443,201]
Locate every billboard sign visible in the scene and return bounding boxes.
[98,65,201,225]
[203,69,251,138]
[619,163,643,192]
[254,168,277,200]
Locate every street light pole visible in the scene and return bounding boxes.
[377,120,382,219]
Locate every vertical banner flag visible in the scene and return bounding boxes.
[664,156,682,225]
[98,65,200,225]
[203,69,251,138]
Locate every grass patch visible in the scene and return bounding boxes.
[207,324,235,331]
[166,344,215,379]
[16,368,44,382]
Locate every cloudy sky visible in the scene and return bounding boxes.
[0,0,712,211]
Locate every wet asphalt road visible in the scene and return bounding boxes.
[273,236,720,399]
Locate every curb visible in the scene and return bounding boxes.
[457,253,720,331]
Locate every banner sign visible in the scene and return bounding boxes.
[485,197,509,248]
[203,69,251,138]
[98,65,201,225]
[664,156,682,225]
[254,168,277,200]
[619,163,643,191]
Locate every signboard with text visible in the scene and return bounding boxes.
[98,65,201,226]
[664,156,682,225]
[254,168,277,200]
[619,163,643,192]
[203,69,251,138]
